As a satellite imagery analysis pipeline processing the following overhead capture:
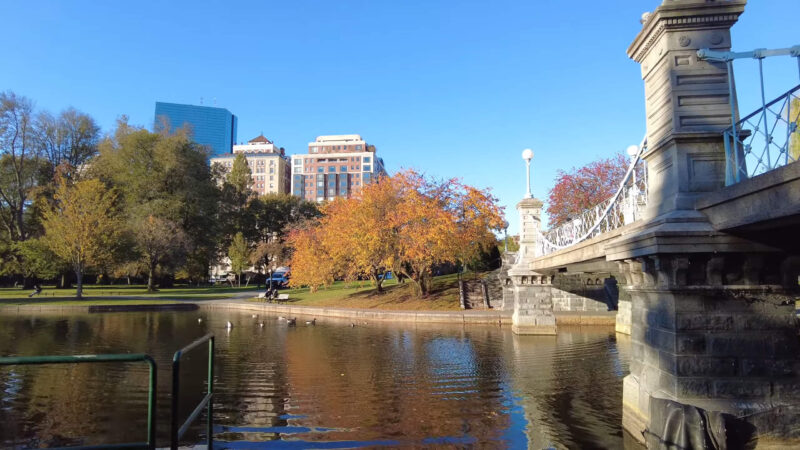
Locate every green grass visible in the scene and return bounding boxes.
[252,273,466,311]
[0,284,260,305]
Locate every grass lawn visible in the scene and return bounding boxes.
[254,273,470,311]
[0,284,261,306]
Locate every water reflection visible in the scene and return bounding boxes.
[0,311,638,448]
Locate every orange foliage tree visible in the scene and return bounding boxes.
[287,170,505,296]
[286,224,335,293]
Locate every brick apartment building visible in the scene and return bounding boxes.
[290,134,386,202]
[210,134,291,195]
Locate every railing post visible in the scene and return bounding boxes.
[171,354,181,450]
[207,336,215,450]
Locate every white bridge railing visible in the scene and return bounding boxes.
[537,137,648,257]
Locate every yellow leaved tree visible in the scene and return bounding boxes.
[42,179,120,298]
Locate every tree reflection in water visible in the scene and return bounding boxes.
[0,311,638,448]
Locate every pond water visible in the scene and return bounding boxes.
[0,310,641,449]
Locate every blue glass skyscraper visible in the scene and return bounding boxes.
[154,102,237,156]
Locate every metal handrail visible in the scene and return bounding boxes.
[0,353,158,449]
[171,333,215,450]
[538,135,648,255]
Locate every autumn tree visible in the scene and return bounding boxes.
[546,152,629,227]
[228,232,250,287]
[288,170,504,296]
[41,179,120,298]
[287,225,335,293]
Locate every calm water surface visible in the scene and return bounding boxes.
[0,310,639,449]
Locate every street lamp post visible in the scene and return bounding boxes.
[626,144,639,186]
[522,148,534,199]
[503,220,509,253]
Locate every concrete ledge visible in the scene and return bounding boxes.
[201,301,618,326]
[88,304,198,313]
[0,300,618,327]
[202,301,512,325]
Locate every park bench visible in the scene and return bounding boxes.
[276,294,289,302]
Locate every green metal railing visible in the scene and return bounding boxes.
[0,353,158,449]
[171,333,215,450]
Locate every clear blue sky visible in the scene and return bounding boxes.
[1,0,797,234]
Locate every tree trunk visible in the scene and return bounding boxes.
[75,269,83,299]
[147,262,156,292]
[372,269,385,293]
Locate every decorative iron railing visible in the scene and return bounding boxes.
[538,136,648,256]
[697,45,800,185]
[723,85,800,184]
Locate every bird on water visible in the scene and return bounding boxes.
[287,318,297,326]
[305,318,316,326]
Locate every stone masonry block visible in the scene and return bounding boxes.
[676,378,711,398]
[677,334,706,354]
[676,314,734,332]
[741,359,796,377]
[712,380,770,399]
[709,335,774,357]
[677,356,737,377]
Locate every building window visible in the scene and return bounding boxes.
[363,156,371,163]
[294,159,301,165]
[356,145,362,150]
[317,168,324,173]
[328,167,336,173]
[312,147,318,153]
[363,165,371,172]
[341,166,347,172]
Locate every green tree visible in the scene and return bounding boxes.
[216,153,253,245]
[92,119,219,281]
[14,238,65,282]
[0,91,41,243]
[41,179,120,299]
[131,215,188,292]
[247,193,320,281]
[228,232,250,287]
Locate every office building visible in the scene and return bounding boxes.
[291,134,386,202]
[154,101,237,156]
[210,134,291,196]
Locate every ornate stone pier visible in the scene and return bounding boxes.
[510,197,557,335]
[607,0,800,445]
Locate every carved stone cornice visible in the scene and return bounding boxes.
[627,1,746,63]
[618,253,799,291]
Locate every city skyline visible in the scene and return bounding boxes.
[2,0,797,234]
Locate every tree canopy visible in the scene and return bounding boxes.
[287,171,505,296]
[546,152,629,227]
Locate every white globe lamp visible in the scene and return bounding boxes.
[522,148,534,198]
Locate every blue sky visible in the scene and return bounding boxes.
[1,0,797,234]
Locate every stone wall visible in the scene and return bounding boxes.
[549,273,627,312]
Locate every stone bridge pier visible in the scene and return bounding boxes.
[509,198,557,335]
[610,0,800,445]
